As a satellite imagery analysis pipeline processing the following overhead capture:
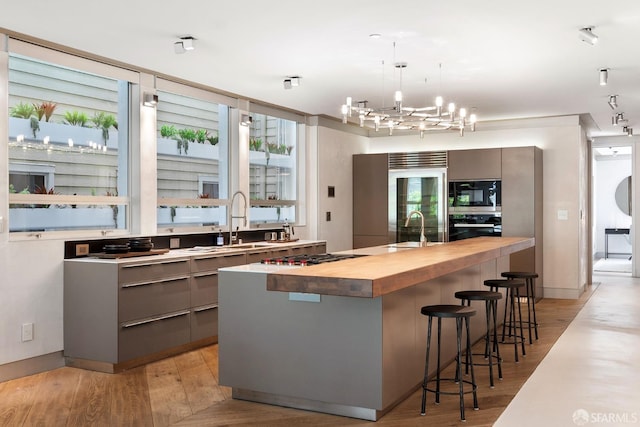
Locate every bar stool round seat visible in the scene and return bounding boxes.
[484,279,526,362]
[454,290,503,388]
[420,304,478,421]
[501,271,539,343]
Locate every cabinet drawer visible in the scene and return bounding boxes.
[119,310,190,361]
[191,305,218,342]
[191,253,247,273]
[119,276,190,322]
[119,259,190,285]
[191,272,218,306]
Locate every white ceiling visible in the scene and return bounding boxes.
[2,0,640,138]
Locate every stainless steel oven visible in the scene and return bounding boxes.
[448,180,501,213]
[448,212,502,241]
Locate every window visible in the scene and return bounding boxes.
[248,112,298,225]
[155,83,231,230]
[7,48,133,234]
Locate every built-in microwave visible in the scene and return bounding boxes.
[448,180,501,212]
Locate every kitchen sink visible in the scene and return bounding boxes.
[386,241,442,249]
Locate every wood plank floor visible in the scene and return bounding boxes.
[0,288,595,427]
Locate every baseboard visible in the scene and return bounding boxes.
[542,286,583,299]
[0,351,64,383]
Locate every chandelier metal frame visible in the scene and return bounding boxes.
[341,62,477,137]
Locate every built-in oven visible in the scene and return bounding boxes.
[448,213,502,241]
[448,180,501,212]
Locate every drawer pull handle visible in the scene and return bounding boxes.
[121,259,189,269]
[121,310,190,328]
[121,275,189,288]
[192,272,218,278]
[193,304,218,313]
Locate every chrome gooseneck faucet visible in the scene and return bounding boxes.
[405,210,428,247]
[229,191,248,245]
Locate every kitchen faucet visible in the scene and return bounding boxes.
[405,210,428,247]
[229,191,248,245]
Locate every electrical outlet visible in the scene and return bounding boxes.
[22,323,34,342]
[75,243,89,256]
[326,211,331,221]
[170,238,180,249]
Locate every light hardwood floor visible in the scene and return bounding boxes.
[0,289,595,427]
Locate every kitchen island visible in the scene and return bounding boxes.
[218,237,534,421]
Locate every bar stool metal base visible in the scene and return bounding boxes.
[501,271,539,344]
[420,304,478,421]
[484,279,526,362]
[454,290,503,388]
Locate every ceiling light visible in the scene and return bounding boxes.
[174,36,196,54]
[623,126,633,137]
[341,62,476,137]
[613,112,624,126]
[608,95,618,110]
[143,93,158,107]
[240,114,252,127]
[599,68,608,86]
[578,27,598,45]
[283,76,300,90]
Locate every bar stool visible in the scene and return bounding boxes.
[454,290,503,388]
[420,304,478,421]
[484,279,526,362]
[501,271,539,343]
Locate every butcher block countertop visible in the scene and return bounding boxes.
[266,236,534,298]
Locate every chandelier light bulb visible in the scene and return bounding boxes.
[459,108,467,118]
[435,96,443,107]
[448,102,456,114]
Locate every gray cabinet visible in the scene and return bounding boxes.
[64,256,193,370]
[448,148,502,180]
[64,242,326,372]
[501,146,543,297]
[353,153,389,248]
[189,252,247,343]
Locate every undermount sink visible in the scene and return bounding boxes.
[185,242,275,253]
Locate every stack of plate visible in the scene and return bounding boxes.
[129,238,154,252]
[103,244,130,254]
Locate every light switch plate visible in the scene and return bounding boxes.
[170,238,180,249]
[557,210,569,220]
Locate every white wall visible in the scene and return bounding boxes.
[593,156,632,257]
[366,116,587,298]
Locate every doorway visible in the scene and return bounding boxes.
[592,144,632,275]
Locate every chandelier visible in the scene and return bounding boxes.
[341,62,477,137]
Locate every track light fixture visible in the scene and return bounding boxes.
[623,126,633,137]
[599,68,608,86]
[283,76,300,90]
[143,93,158,107]
[174,36,196,54]
[578,27,598,45]
[240,114,252,127]
[608,95,618,110]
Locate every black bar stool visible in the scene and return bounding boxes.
[454,290,503,388]
[420,304,478,421]
[501,271,539,343]
[484,279,526,362]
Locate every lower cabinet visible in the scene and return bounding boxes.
[119,309,191,361]
[64,241,326,372]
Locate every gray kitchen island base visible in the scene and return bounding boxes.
[218,252,509,421]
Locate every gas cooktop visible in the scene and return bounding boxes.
[261,253,365,266]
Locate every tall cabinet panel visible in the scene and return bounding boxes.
[502,146,543,297]
[448,148,502,180]
[353,153,389,249]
